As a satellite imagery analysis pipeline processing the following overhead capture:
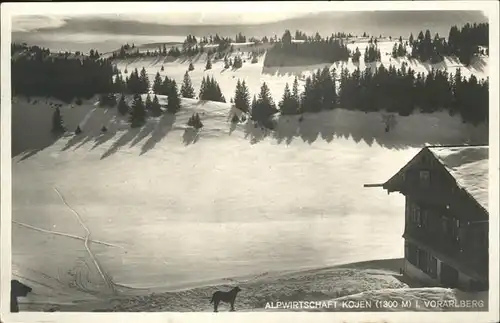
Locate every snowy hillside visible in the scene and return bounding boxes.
[11,93,488,311]
[109,40,488,105]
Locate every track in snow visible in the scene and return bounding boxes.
[53,187,117,294]
[12,220,124,249]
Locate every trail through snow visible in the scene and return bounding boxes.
[12,220,124,249]
[53,187,117,294]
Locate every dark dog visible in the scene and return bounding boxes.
[11,280,32,313]
[210,286,241,312]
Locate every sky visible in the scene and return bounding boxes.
[10,2,340,32]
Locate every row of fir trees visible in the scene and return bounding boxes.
[12,44,115,102]
[230,63,487,126]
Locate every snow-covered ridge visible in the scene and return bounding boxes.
[107,40,488,109]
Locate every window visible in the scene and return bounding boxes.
[452,219,460,242]
[414,205,421,227]
[419,170,431,187]
[421,209,428,229]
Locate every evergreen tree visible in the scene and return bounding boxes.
[151,95,162,117]
[139,67,149,93]
[166,80,181,114]
[127,68,141,94]
[352,47,362,63]
[187,113,203,129]
[153,72,163,94]
[51,107,66,134]
[251,94,258,113]
[292,76,301,113]
[278,83,296,115]
[233,56,243,68]
[145,93,153,111]
[320,67,336,110]
[129,94,146,127]
[188,62,194,71]
[181,71,195,98]
[392,43,399,58]
[117,94,129,115]
[75,125,82,134]
[205,57,212,70]
[160,76,172,96]
[252,82,277,122]
[199,75,225,102]
[233,79,251,113]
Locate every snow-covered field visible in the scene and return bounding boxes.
[9,35,490,311]
[11,91,487,311]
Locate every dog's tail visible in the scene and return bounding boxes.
[209,294,214,304]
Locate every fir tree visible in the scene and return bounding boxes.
[51,107,66,134]
[233,79,251,113]
[75,125,82,134]
[153,72,163,94]
[188,62,194,71]
[181,71,195,98]
[292,76,301,113]
[278,83,296,115]
[251,94,258,113]
[233,56,243,68]
[101,125,108,133]
[320,67,336,110]
[187,113,203,129]
[117,94,129,115]
[130,94,146,127]
[145,93,153,111]
[151,95,162,117]
[161,76,172,96]
[139,67,149,93]
[205,57,212,70]
[166,80,181,114]
[352,47,362,63]
[252,82,277,122]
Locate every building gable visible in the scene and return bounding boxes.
[381,146,488,219]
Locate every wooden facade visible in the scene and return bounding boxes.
[379,146,489,291]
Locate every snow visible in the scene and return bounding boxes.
[9,36,490,311]
[11,92,488,311]
[428,146,489,212]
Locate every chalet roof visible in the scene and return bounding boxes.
[427,145,489,212]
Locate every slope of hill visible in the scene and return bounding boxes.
[109,39,488,107]
[12,93,487,311]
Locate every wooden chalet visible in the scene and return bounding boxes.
[366,145,489,291]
